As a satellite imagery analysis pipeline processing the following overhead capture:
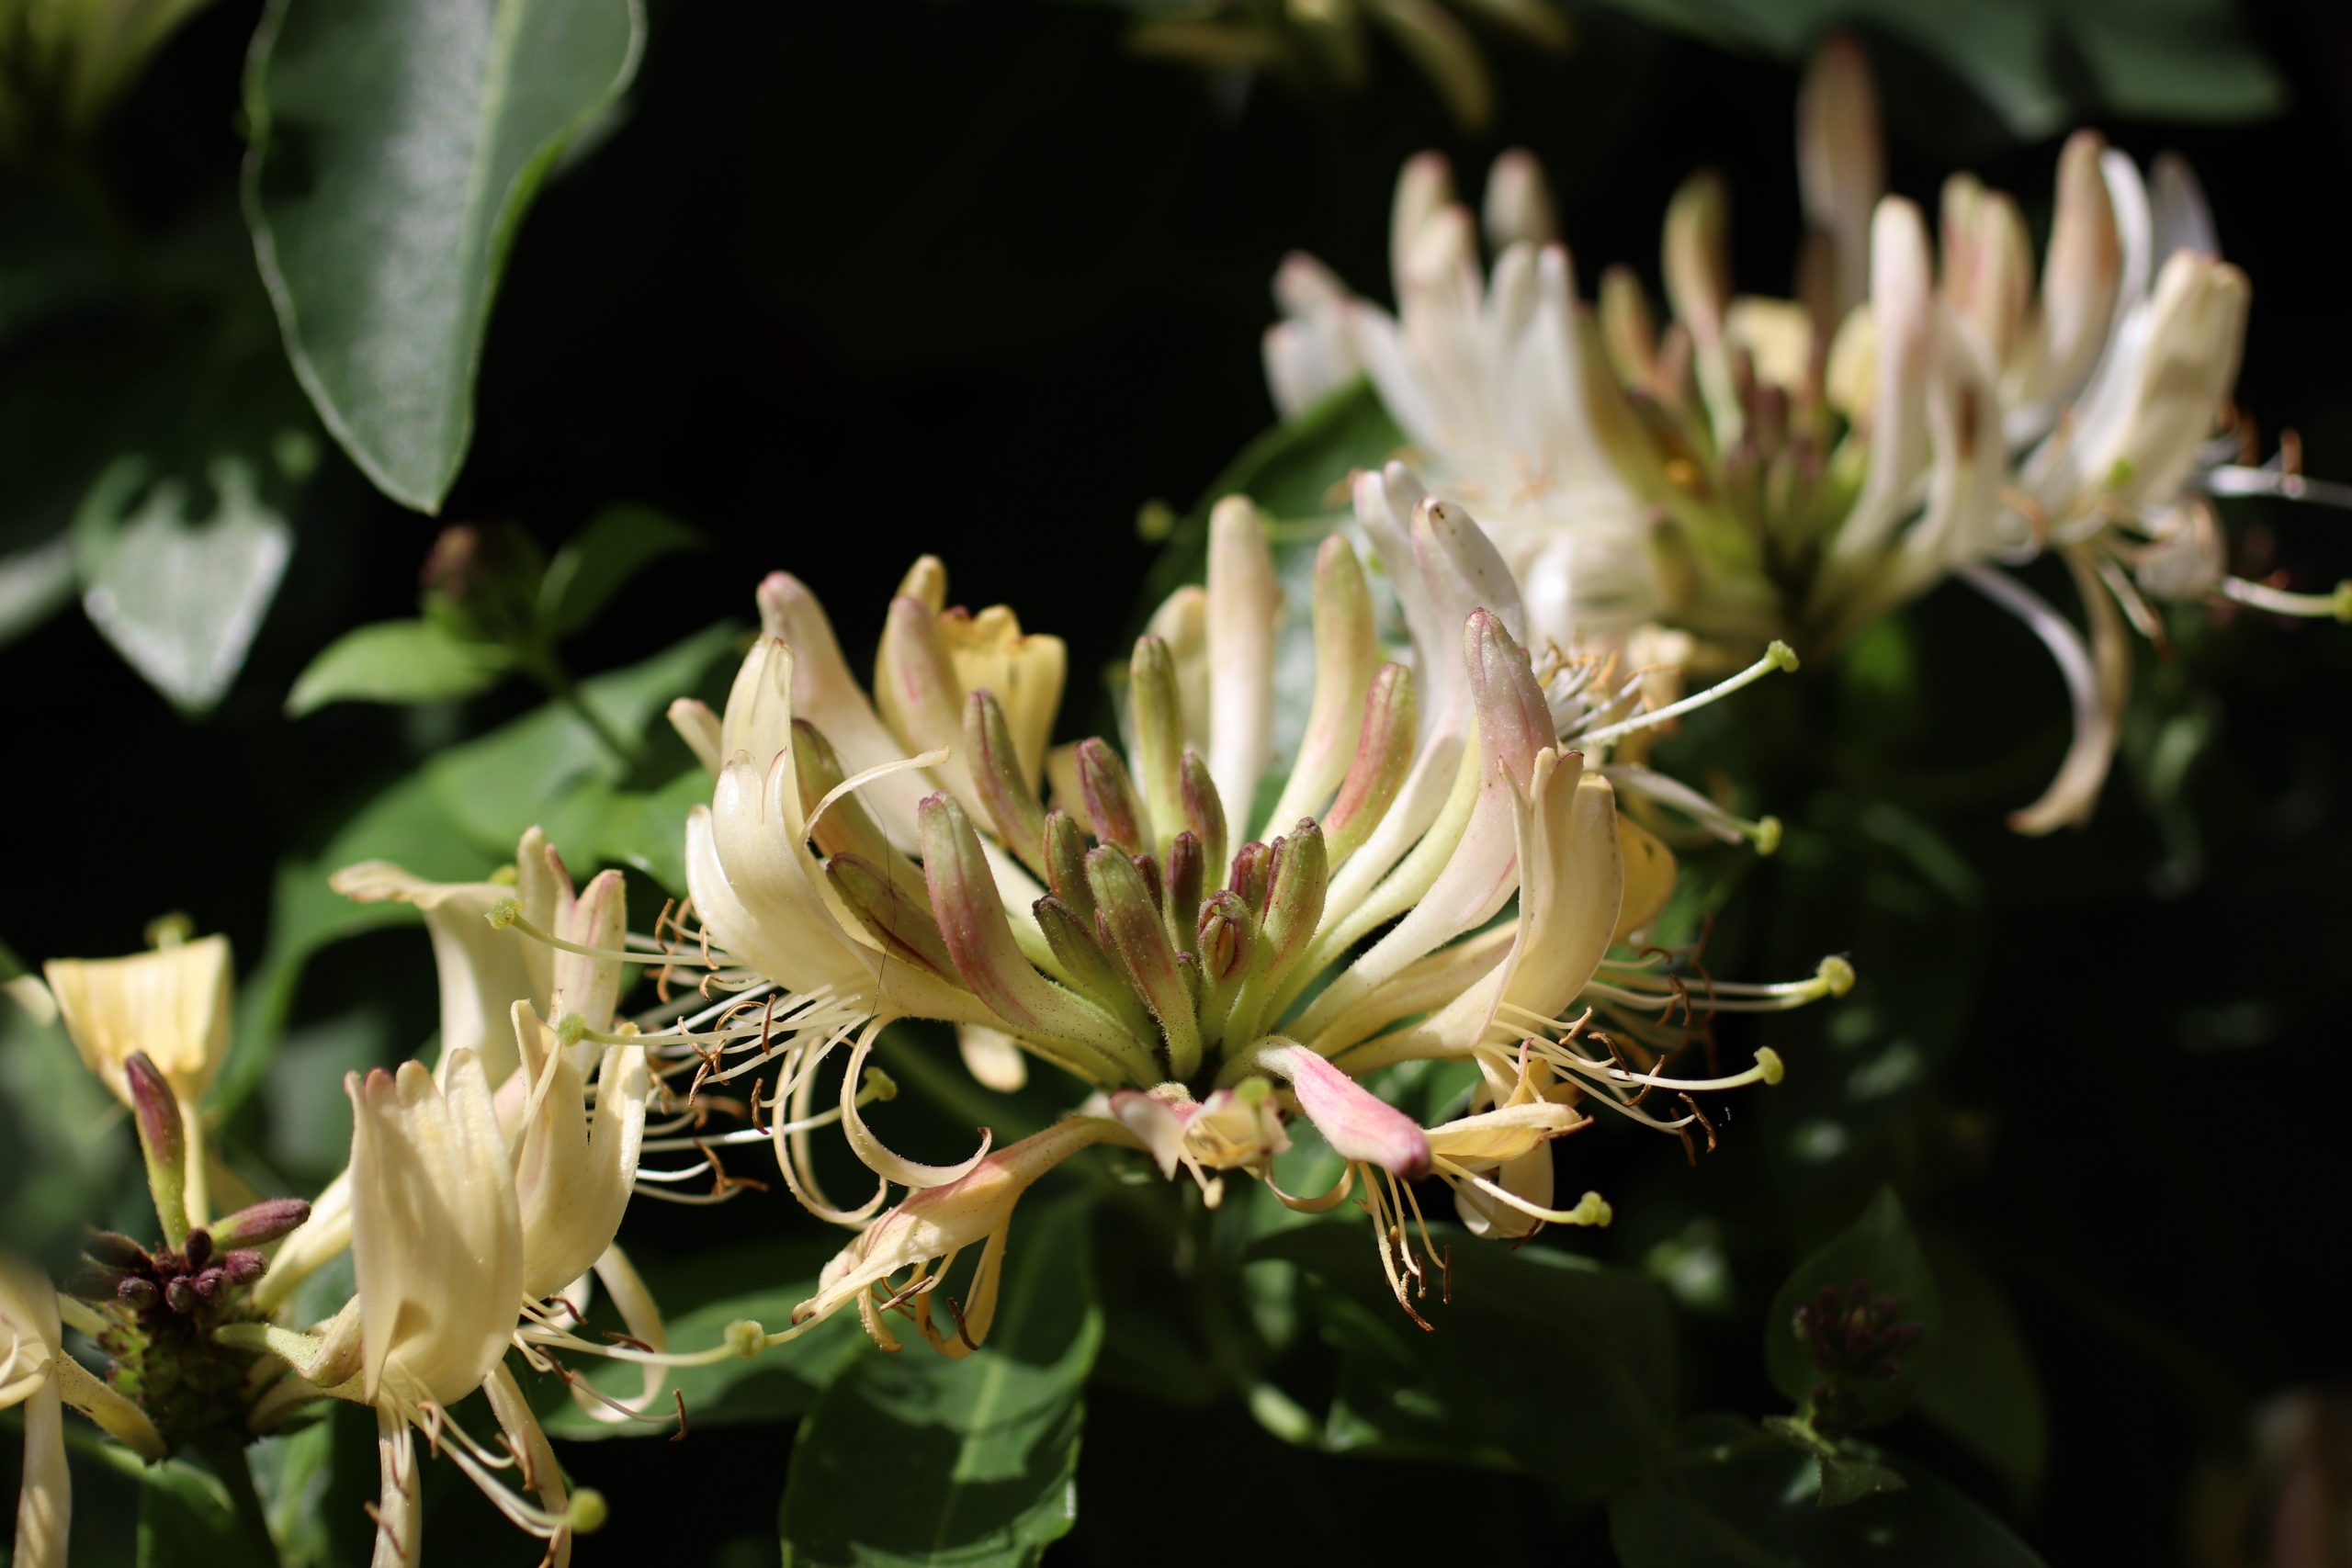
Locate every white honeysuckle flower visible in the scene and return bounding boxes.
[42,932,233,1226]
[345,1052,607,1568]
[650,492,1840,1347]
[1267,37,2347,835]
[3,1260,67,1568]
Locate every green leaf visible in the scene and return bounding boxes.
[0,533,75,649]
[1764,1188,1940,1428]
[73,453,297,715]
[217,624,739,1113]
[540,504,707,638]
[1915,1237,2048,1506]
[1252,1218,1677,1496]
[779,1197,1102,1567]
[285,618,515,716]
[138,1453,273,1567]
[1610,1416,2048,1568]
[243,0,647,511]
[543,1236,867,1442]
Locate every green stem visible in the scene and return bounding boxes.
[523,649,645,769]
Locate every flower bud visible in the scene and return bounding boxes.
[965,692,1048,873]
[1085,848,1203,1080]
[123,1052,189,1248]
[1464,609,1554,788]
[1075,738,1149,854]
[1179,750,1227,884]
[1164,831,1205,953]
[1322,663,1417,869]
[1228,840,1272,915]
[1483,148,1557,252]
[1034,898,1155,1042]
[118,1276,159,1311]
[1663,170,1732,348]
[208,1196,314,1250]
[1796,36,1883,324]
[921,796,1139,1067]
[874,594,978,806]
[1041,811,1097,927]
[1205,497,1282,839]
[1128,636,1187,856]
[218,1251,266,1289]
[1260,820,1329,977]
[1266,536,1379,832]
[826,853,955,977]
[939,604,1065,792]
[83,1231,148,1269]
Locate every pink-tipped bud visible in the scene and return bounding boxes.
[208,1197,313,1250]
[1260,820,1328,974]
[84,1231,149,1269]
[124,1051,190,1247]
[1323,663,1417,867]
[965,691,1048,872]
[1076,739,1148,854]
[1262,1044,1431,1179]
[1179,750,1227,885]
[1464,609,1554,787]
[828,853,955,976]
[1042,811,1096,926]
[1164,831,1205,953]
[219,1250,266,1289]
[1228,840,1272,915]
[1085,846,1203,1080]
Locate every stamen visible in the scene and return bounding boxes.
[484,903,682,965]
[2222,575,2352,622]
[1572,641,1799,750]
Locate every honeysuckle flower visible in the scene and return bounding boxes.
[44,931,232,1223]
[3,1259,68,1568]
[5,1254,171,1568]
[654,492,1839,1349]
[1268,37,2348,834]
[265,832,662,1363]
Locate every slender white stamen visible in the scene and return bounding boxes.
[2222,575,2352,621]
[806,746,953,839]
[1573,641,1800,750]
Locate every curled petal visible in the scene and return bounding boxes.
[1258,1043,1431,1179]
[840,1024,993,1190]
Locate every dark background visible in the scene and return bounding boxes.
[6,1,2348,1562]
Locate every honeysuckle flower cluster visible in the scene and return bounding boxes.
[0,835,705,1566]
[640,491,1846,1351]
[1267,38,2350,832]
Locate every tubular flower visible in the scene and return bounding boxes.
[266,831,664,1393]
[343,1052,600,1568]
[657,496,1842,1348]
[44,931,232,1224]
[3,1260,68,1568]
[1268,37,2347,832]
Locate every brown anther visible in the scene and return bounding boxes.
[671,1389,690,1442]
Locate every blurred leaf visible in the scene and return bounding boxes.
[0,1001,132,1272]
[540,504,707,638]
[1609,1416,2046,1567]
[138,1452,272,1566]
[285,619,515,716]
[1815,1450,1908,1506]
[544,1236,866,1441]
[1915,1236,2048,1506]
[0,534,76,650]
[1764,1188,1939,1428]
[72,453,296,715]
[533,763,710,896]
[778,1197,1102,1567]
[243,0,647,511]
[1253,1218,1676,1496]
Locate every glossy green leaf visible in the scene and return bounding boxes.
[285,618,514,716]
[243,0,646,511]
[1253,1218,1677,1497]
[544,1237,867,1442]
[540,504,707,638]
[1609,1416,2047,1568]
[73,453,297,715]
[779,1197,1102,1567]
[1915,1237,2048,1506]
[1764,1188,1939,1428]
